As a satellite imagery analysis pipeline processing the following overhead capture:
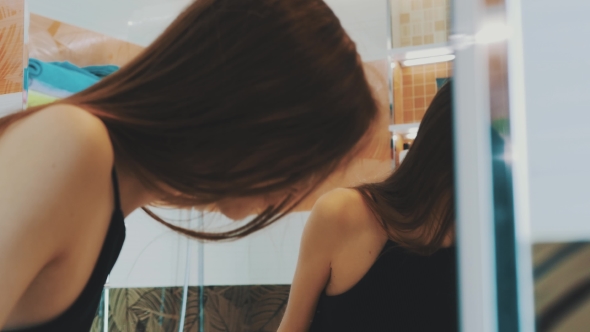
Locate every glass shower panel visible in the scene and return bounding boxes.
[519,0,590,330]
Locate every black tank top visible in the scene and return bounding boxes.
[5,169,126,332]
[310,241,457,332]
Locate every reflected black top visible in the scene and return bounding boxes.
[6,169,126,332]
[310,241,457,332]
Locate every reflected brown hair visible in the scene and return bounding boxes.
[0,0,378,239]
[357,82,454,255]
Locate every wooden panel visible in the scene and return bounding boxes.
[0,0,24,95]
[29,14,143,67]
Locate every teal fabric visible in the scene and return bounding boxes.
[28,58,119,93]
[436,77,450,89]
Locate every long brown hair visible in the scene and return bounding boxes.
[357,82,454,255]
[0,0,378,240]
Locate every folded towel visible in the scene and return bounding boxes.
[83,65,119,78]
[28,90,59,107]
[29,79,73,99]
[28,58,119,94]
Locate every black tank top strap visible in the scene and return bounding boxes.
[111,167,122,212]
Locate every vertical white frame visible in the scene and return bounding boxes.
[505,0,535,330]
[452,0,498,331]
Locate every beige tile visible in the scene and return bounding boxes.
[412,36,423,46]
[400,13,410,24]
[424,34,434,44]
[411,0,422,10]
[401,38,412,47]
[402,24,411,37]
[435,20,446,31]
[424,0,433,8]
[413,23,423,35]
[400,0,412,12]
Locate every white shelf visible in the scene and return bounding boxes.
[388,42,453,61]
[389,122,421,134]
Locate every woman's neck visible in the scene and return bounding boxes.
[114,164,159,217]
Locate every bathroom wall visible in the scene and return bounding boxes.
[0,0,26,116]
[393,61,453,124]
[390,0,451,48]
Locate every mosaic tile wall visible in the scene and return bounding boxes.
[392,61,453,124]
[390,0,451,48]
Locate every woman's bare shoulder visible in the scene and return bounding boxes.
[310,188,381,238]
[1,104,114,168]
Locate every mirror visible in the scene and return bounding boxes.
[17,0,394,330]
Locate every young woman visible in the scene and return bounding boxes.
[279,82,457,332]
[0,0,379,330]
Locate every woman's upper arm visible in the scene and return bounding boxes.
[278,191,350,332]
[0,106,113,327]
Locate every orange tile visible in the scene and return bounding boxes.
[425,84,436,95]
[414,85,425,96]
[415,97,425,108]
[416,109,426,120]
[415,73,425,85]
[436,68,448,76]
[400,13,410,24]
[425,64,437,72]
[424,34,434,44]
[404,111,414,123]
[403,98,414,110]
[403,87,413,99]
[403,74,413,85]
[413,65,424,73]
[435,20,446,31]
[425,71,435,83]
[412,36,423,46]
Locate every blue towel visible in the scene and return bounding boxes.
[28,58,119,94]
